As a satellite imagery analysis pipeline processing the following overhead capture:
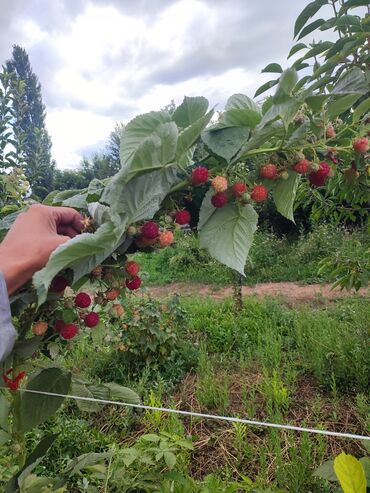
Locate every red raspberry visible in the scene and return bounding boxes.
[260,164,278,179]
[60,323,79,340]
[353,137,369,154]
[141,221,159,239]
[125,276,142,290]
[55,319,65,333]
[84,312,100,328]
[159,230,174,247]
[105,288,120,301]
[2,369,26,391]
[326,125,336,139]
[49,276,69,293]
[293,159,310,174]
[124,261,140,277]
[75,292,91,308]
[309,161,331,187]
[191,166,209,185]
[251,185,269,202]
[211,192,228,208]
[175,210,191,225]
[232,182,247,197]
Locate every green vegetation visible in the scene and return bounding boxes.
[1,294,368,491]
[133,225,369,286]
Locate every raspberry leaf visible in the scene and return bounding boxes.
[272,170,301,222]
[199,203,258,275]
[202,126,250,163]
[172,96,209,128]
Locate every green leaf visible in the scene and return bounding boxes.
[254,79,279,98]
[62,308,76,324]
[198,203,258,276]
[305,94,328,111]
[71,382,101,413]
[294,0,328,38]
[5,434,58,493]
[172,96,208,128]
[334,14,361,28]
[297,18,326,40]
[272,170,301,222]
[102,167,180,221]
[104,382,141,404]
[0,429,9,445]
[197,189,216,230]
[202,127,250,162]
[274,69,298,98]
[359,458,370,484]
[19,369,71,432]
[333,452,366,493]
[13,337,41,359]
[288,43,307,58]
[33,219,125,306]
[331,68,368,95]
[119,110,171,168]
[240,121,284,155]
[175,109,214,161]
[0,394,10,431]
[261,63,283,74]
[260,95,301,129]
[340,0,370,10]
[225,93,261,114]
[63,452,111,477]
[124,122,179,181]
[300,41,334,60]
[353,97,370,123]
[164,451,176,469]
[314,460,338,481]
[328,94,360,118]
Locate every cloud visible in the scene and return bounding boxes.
[0,0,309,168]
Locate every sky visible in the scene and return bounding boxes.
[0,0,310,169]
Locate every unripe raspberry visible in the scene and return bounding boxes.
[279,171,289,180]
[232,182,247,197]
[55,319,65,333]
[353,137,369,154]
[260,164,278,179]
[75,292,91,309]
[111,303,125,317]
[127,225,137,236]
[241,192,251,202]
[309,161,331,187]
[50,276,69,293]
[251,185,268,202]
[343,167,360,184]
[211,192,228,208]
[141,221,159,239]
[84,312,100,328]
[159,230,174,247]
[175,210,191,225]
[126,276,142,290]
[293,159,310,174]
[105,288,120,301]
[211,176,228,192]
[124,261,140,277]
[191,166,209,185]
[326,125,336,139]
[91,265,103,278]
[60,323,79,340]
[32,321,48,336]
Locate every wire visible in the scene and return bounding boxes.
[18,388,370,441]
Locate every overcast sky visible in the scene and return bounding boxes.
[0,0,310,169]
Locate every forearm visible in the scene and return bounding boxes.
[0,272,17,362]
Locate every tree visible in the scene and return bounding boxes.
[6,45,55,199]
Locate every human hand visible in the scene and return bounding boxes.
[0,204,84,294]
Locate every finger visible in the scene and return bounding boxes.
[52,207,84,232]
[57,225,80,238]
[51,235,73,250]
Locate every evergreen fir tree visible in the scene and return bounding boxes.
[6,45,55,199]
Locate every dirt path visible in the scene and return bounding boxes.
[147,281,369,304]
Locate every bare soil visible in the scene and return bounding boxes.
[146,281,369,305]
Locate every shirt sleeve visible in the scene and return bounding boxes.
[0,273,17,362]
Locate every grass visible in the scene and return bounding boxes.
[133,224,369,286]
[1,293,368,492]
